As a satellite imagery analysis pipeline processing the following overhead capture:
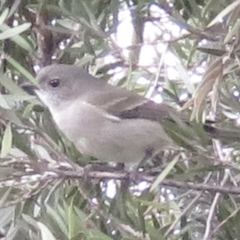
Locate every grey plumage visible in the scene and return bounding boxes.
[33,64,175,163]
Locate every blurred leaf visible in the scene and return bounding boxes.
[207,0,240,28]
[8,0,21,18]
[0,22,31,40]
[0,73,29,96]
[224,18,240,44]
[0,8,9,26]
[0,23,33,51]
[197,46,226,56]
[37,222,57,240]
[1,123,12,158]
[0,108,23,125]
[185,57,224,121]
[150,155,179,192]
[0,93,10,109]
[6,55,36,83]
[0,206,14,228]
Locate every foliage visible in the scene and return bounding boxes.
[0,0,240,239]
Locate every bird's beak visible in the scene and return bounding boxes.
[21,83,39,95]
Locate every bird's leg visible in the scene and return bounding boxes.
[115,163,125,171]
[128,147,154,182]
[82,161,123,184]
[84,161,123,173]
[139,147,154,169]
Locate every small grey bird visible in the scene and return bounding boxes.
[24,64,177,164]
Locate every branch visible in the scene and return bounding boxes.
[52,168,240,195]
[2,158,240,198]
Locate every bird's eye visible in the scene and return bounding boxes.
[48,78,60,88]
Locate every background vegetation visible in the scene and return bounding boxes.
[0,0,240,239]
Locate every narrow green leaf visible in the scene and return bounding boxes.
[0,23,32,51]
[6,55,36,83]
[0,73,28,95]
[1,123,12,158]
[0,93,10,109]
[224,19,240,44]
[0,22,31,40]
[8,0,21,18]
[150,155,179,192]
[0,188,13,207]
[46,205,68,236]
[37,222,57,240]
[68,199,75,239]
[1,108,23,126]
[207,0,240,28]
[0,206,14,227]
[0,8,9,26]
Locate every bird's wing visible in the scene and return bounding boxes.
[83,84,178,122]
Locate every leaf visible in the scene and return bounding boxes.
[224,19,240,44]
[150,155,179,192]
[46,205,68,236]
[1,123,12,158]
[0,108,23,125]
[0,73,28,96]
[207,0,240,28]
[197,47,226,56]
[183,57,225,121]
[0,93,10,109]
[0,206,14,228]
[8,0,21,18]
[0,22,31,40]
[6,55,36,83]
[0,8,9,26]
[0,23,33,51]
[37,222,57,240]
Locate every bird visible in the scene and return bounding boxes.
[24,64,239,166]
[22,64,179,165]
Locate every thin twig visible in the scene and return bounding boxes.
[212,206,240,236]
[203,170,230,240]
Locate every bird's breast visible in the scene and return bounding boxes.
[50,100,119,141]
